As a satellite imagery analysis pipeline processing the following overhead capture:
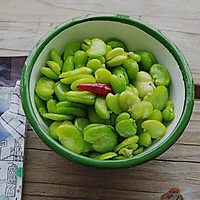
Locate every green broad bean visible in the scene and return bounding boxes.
[43,113,74,121]
[140,101,153,119]
[86,59,104,73]
[116,119,137,137]
[49,121,62,140]
[106,38,128,51]
[66,91,96,105]
[83,124,117,153]
[60,74,94,85]
[110,74,126,94]
[70,77,96,91]
[106,55,127,67]
[143,85,168,110]
[74,50,88,68]
[147,109,162,122]
[56,107,86,117]
[56,100,87,110]
[115,135,139,152]
[88,106,110,125]
[59,67,92,79]
[74,117,90,131]
[95,96,110,120]
[57,124,84,154]
[94,152,117,160]
[138,132,152,147]
[35,77,55,101]
[106,47,125,61]
[63,41,81,61]
[115,112,130,126]
[47,99,57,113]
[106,93,123,114]
[62,55,74,72]
[162,100,175,122]
[50,48,63,68]
[40,66,59,80]
[47,61,61,75]
[54,81,70,101]
[118,148,133,157]
[150,64,170,87]
[119,90,143,120]
[86,38,106,58]
[135,51,157,71]
[122,58,139,80]
[133,71,155,98]
[34,93,47,116]
[95,68,112,83]
[112,66,129,85]
[133,146,144,156]
[141,120,166,139]
[127,52,141,62]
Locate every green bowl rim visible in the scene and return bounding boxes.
[20,13,194,168]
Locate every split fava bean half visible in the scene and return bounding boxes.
[116,119,137,137]
[162,100,175,122]
[47,61,61,75]
[83,124,117,153]
[65,91,96,105]
[119,90,143,120]
[133,71,155,98]
[150,64,171,87]
[50,48,63,68]
[106,93,123,114]
[62,55,74,72]
[54,81,70,101]
[95,68,112,83]
[34,93,47,116]
[95,95,110,120]
[143,85,168,110]
[86,38,107,58]
[57,124,84,154]
[135,51,157,71]
[40,66,59,80]
[141,120,166,139]
[35,77,55,101]
[74,50,88,68]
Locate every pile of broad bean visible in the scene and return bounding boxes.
[34,38,175,160]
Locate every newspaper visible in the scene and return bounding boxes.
[0,56,26,200]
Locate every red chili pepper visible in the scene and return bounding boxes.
[77,83,114,96]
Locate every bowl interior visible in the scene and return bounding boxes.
[28,18,185,167]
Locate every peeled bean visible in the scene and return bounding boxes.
[57,124,84,154]
[141,120,166,139]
